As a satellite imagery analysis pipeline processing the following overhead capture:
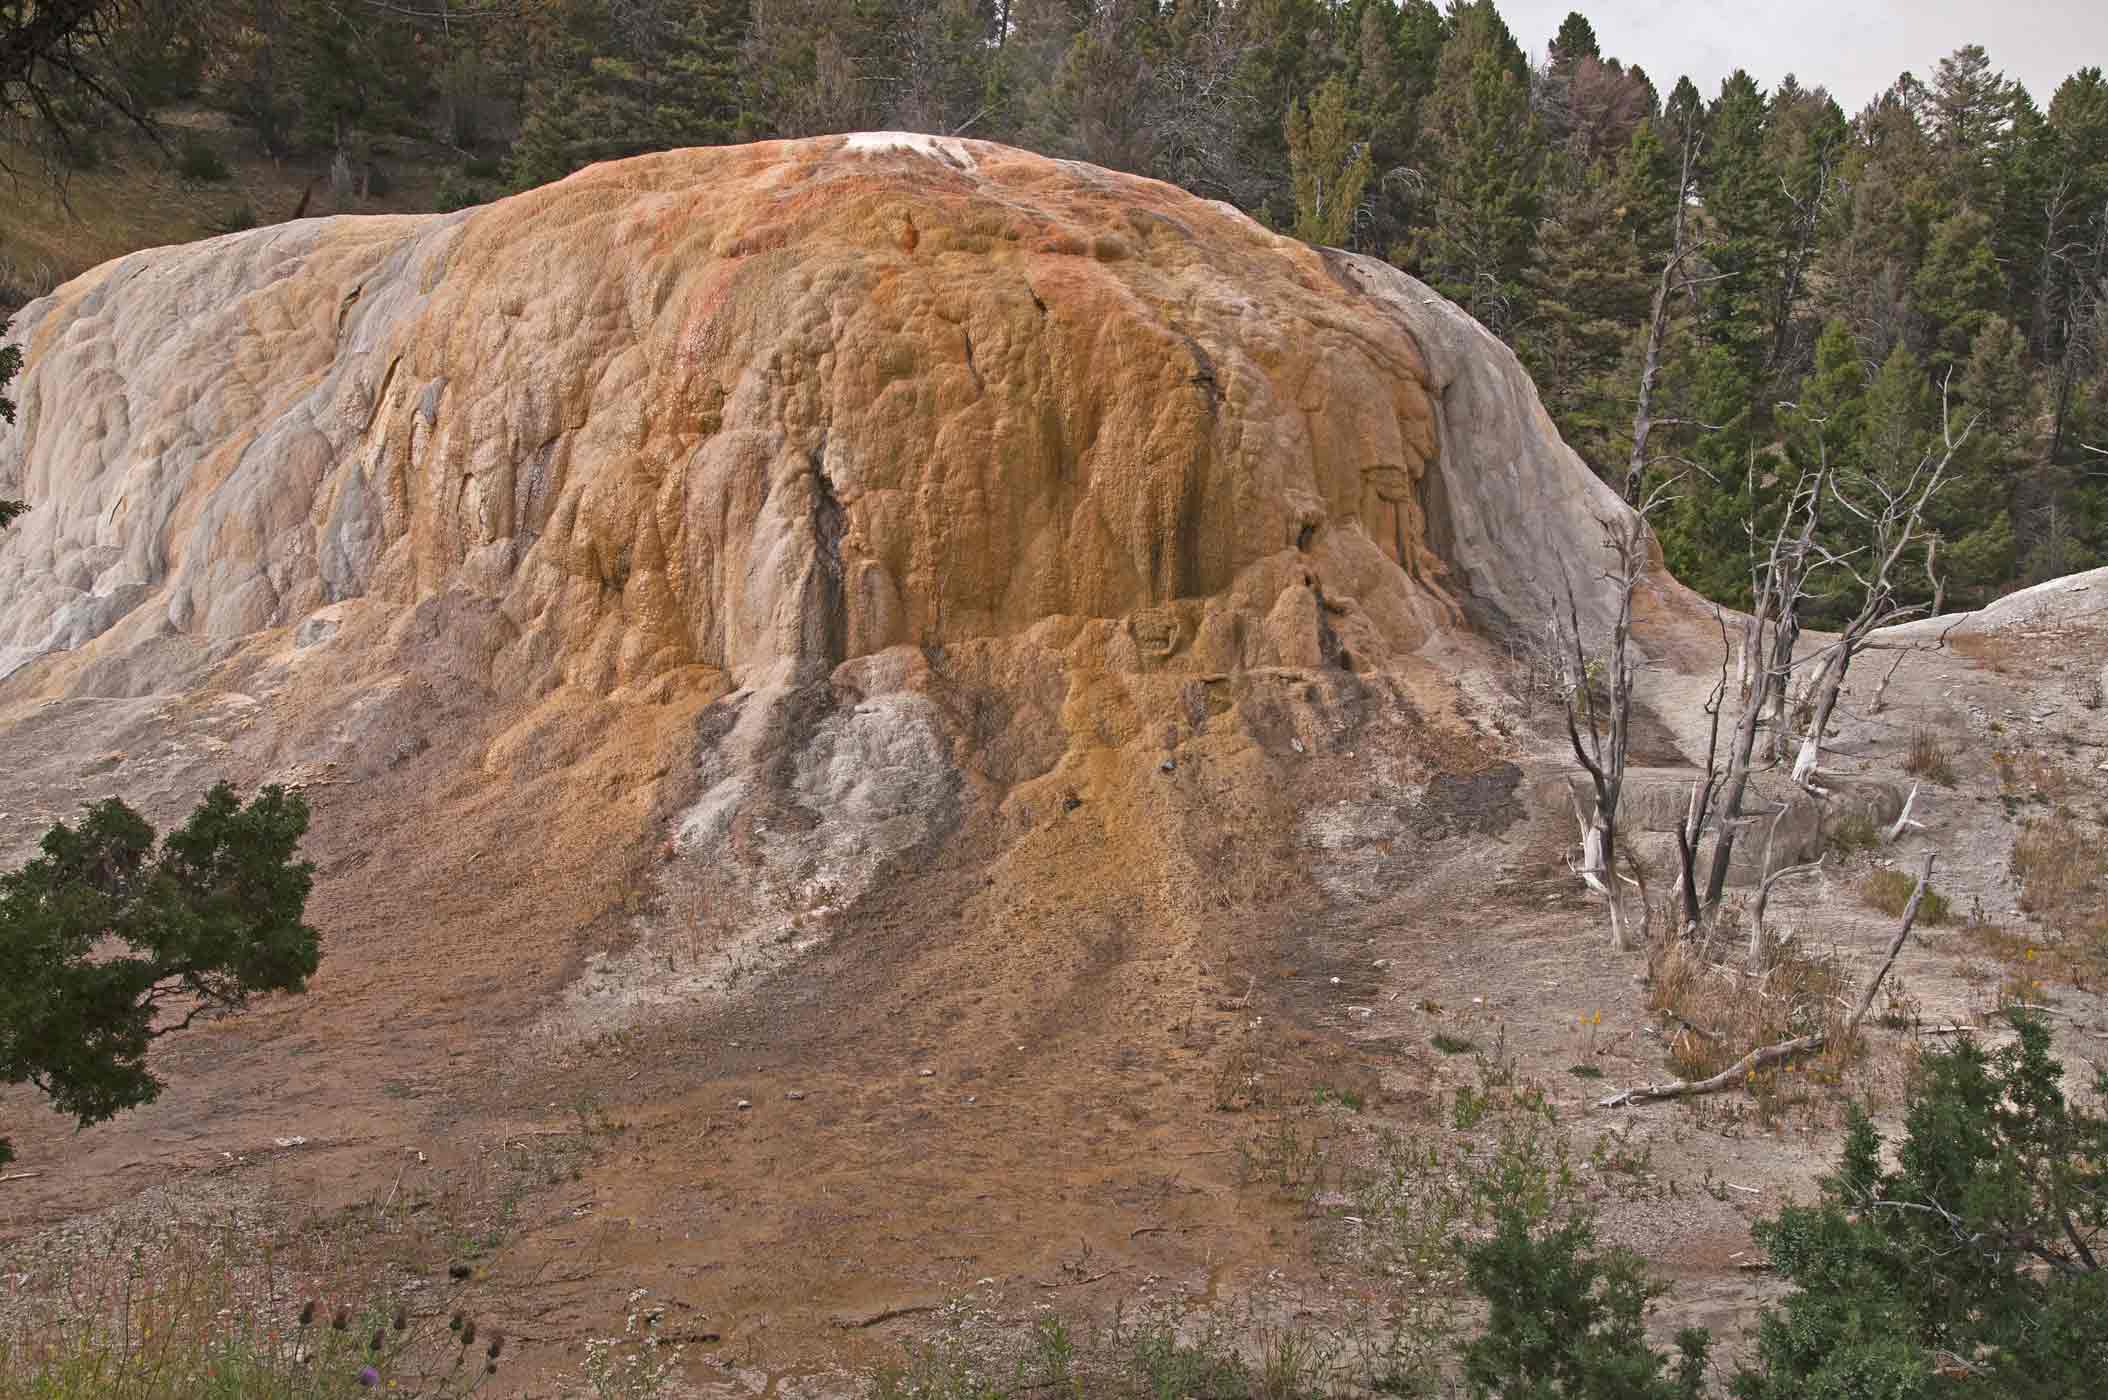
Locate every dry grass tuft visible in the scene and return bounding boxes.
[1994,747,2070,804]
[1980,810,2108,989]
[1647,929,1854,1088]
[2013,812,2106,916]
[1903,729,1957,785]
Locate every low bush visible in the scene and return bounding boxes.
[1860,867,1950,923]
[1734,1015,2108,1398]
[175,135,229,183]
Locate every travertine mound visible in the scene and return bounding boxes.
[0,133,1649,1061]
[0,138,1703,1349]
[0,134,1621,704]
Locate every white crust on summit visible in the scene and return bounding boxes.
[839,131,980,170]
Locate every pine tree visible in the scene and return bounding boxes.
[1286,74,1372,246]
[1037,0,1160,174]
[1150,0,1251,204]
[1914,206,2007,372]
[1943,315,2029,599]
[1549,12,1599,71]
[1699,71,1785,372]
[1345,0,1413,251]
[1652,341,1761,606]
[1520,168,1648,479]
[1409,1,1544,335]
[512,0,747,189]
[740,0,901,139]
[1758,78,1848,379]
[1813,81,1944,365]
[892,0,1003,135]
[1226,0,1326,220]
[1927,44,2018,212]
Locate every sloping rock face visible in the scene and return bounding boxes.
[1,134,1620,701]
[0,133,1662,1343]
[0,135,1632,991]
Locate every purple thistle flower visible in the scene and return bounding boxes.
[357,1365,380,1388]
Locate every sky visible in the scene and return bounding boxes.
[1494,1,2107,111]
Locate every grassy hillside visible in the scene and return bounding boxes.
[1,112,473,310]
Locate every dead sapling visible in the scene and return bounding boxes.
[1787,384,1977,795]
[1561,486,1673,952]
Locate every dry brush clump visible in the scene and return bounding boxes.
[0,1206,502,1399]
[1993,746,2071,805]
[2012,811,2107,919]
[1976,809,2108,988]
[0,1129,606,1398]
[1903,728,1957,786]
[1646,928,1857,1092]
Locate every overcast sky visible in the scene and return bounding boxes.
[1495,1,2106,111]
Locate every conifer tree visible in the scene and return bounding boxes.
[740,0,899,138]
[1286,74,1371,246]
[1148,0,1249,203]
[1758,78,1848,378]
[1914,206,2007,372]
[1520,168,1648,479]
[892,0,1003,135]
[1549,12,1599,71]
[1409,0,1543,335]
[1225,0,1326,221]
[1699,71,1785,371]
[511,0,747,189]
[1037,0,1160,173]
[1927,44,2018,212]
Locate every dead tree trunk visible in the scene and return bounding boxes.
[1625,114,1700,506]
[1789,392,1975,793]
[1563,495,1667,952]
[1701,466,1825,910]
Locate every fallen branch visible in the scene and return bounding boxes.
[1601,852,1934,1108]
[1884,783,1924,842]
[1036,1270,1116,1290]
[831,1303,939,1330]
[0,1171,41,1184]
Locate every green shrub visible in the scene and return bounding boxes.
[1826,812,1881,856]
[1733,1016,2108,1398]
[208,203,259,235]
[436,169,489,212]
[175,135,229,183]
[1461,1188,1710,1400]
[1861,867,1951,923]
[0,783,319,1165]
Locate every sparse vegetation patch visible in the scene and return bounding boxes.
[1861,867,1951,923]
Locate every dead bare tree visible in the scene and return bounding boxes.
[1625,111,1702,505]
[1599,849,1935,1108]
[1667,613,1731,935]
[1695,461,1827,912]
[1561,487,1672,952]
[1789,387,1977,794]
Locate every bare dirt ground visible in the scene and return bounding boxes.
[4,574,2106,1396]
